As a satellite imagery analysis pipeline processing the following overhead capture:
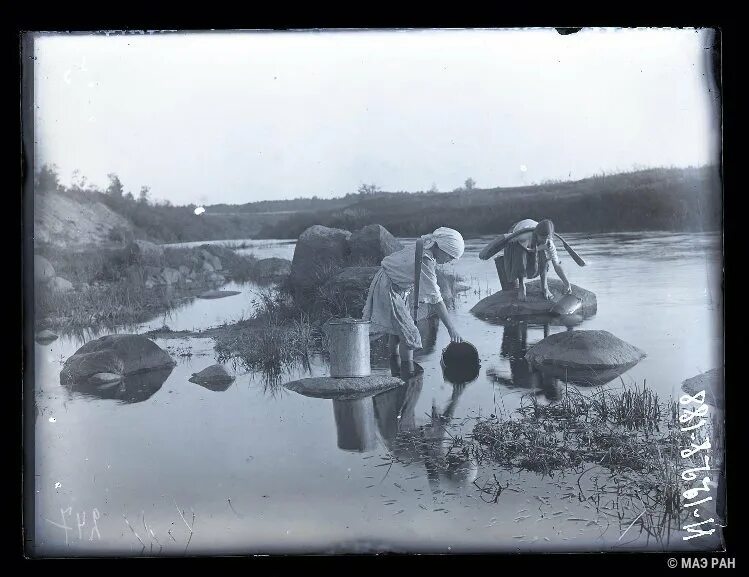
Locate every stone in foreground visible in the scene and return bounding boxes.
[284,375,404,401]
[470,279,597,320]
[198,290,241,299]
[189,364,235,391]
[36,329,59,343]
[526,329,646,370]
[61,334,176,384]
[682,368,723,409]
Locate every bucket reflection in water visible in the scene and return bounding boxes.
[332,398,378,452]
[326,318,371,378]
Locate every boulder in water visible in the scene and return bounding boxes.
[290,225,352,292]
[471,279,597,320]
[525,329,645,371]
[189,364,235,391]
[348,224,403,266]
[36,329,59,343]
[681,368,723,409]
[284,375,403,401]
[60,334,176,384]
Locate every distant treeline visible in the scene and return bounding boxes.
[206,196,354,214]
[34,165,721,244]
[255,166,722,239]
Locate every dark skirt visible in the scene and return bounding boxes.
[504,242,544,280]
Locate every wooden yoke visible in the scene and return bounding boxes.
[413,238,424,321]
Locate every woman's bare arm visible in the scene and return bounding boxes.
[432,300,463,342]
[553,262,572,292]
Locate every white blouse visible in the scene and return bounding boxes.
[381,245,443,305]
[509,219,561,266]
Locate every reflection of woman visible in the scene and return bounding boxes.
[487,321,560,401]
[372,363,477,492]
[362,227,465,376]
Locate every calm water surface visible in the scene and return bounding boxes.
[33,233,723,555]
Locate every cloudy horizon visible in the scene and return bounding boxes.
[31,28,720,206]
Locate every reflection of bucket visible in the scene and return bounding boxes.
[326,318,371,377]
[333,398,378,452]
[440,341,481,385]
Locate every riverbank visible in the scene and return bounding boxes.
[33,241,282,335]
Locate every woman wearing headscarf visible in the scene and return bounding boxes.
[500,218,572,301]
[362,227,465,375]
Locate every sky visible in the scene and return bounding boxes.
[31,28,720,206]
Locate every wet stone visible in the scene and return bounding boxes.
[36,329,59,343]
[682,368,723,409]
[284,375,404,401]
[525,329,646,370]
[189,364,235,391]
[470,279,597,320]
[198,290,241,299]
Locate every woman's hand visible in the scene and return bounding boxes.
[543,288,554,301]
[563,282,573,295]
[448,327,463,343]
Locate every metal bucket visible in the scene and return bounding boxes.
[326,318,371,378]
[440,341,481,385]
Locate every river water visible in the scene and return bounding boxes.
[32,232,723,555]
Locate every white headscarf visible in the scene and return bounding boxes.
[421,227,465,260]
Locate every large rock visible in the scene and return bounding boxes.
[348,224,403,266]
[317,267,379,318]
[126,240,164,262]
[60,334,176,384]
[254,257,292,279]
[189,364,235,391]
[34,255,55,281]
[290,225,352,291]
[284,375,403,401]
[681,368,723,409]
[35,329,59,343]
[526,330,646,371]
[471,279,597,320]
[49,276,74,292]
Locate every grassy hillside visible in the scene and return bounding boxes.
[255,166,722,238]
[34,164,721,246]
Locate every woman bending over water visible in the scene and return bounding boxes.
[362,227,465,376]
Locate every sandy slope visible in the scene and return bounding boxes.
[34,192,134,248]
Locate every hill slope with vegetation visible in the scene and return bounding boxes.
[32,164,721,247]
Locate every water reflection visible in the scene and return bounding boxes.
[63,367,174,404]
[333,398,378,452]
[372,359,478,492]
[487,321,561,401]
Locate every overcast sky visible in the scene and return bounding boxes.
[32,28,719,206]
